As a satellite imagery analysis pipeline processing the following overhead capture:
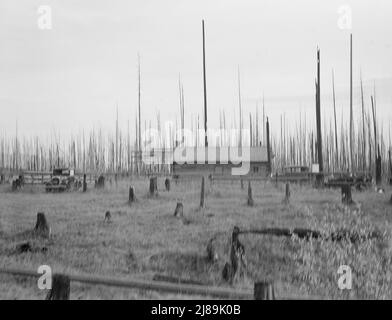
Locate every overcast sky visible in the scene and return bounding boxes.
[0,0,391,141]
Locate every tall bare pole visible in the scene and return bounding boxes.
[238,66,242,147]
[138,53,141,154]
[316,48,323,179]
[360,71,366,171]
[349,33,354,172]
[202,20,208,148]
[332,69,338,170]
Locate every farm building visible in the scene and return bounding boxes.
[171,146,272,178]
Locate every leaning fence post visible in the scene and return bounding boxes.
[254,281,275,300]
[46,274,70,300]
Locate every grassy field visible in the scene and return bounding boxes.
[0,177,391,300]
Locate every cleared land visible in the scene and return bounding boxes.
[0,178,391,299]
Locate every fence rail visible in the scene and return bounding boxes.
[0,267,321,300]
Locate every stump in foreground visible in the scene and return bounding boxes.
[222,226,246,283]
[129,186,135,203]
[206,238,219,262]
[254,282,275,300]
[34,212,50,238]
[174,202,183,218]
[149,177,158,197]
[165,178,170,191]
[247,181,254,206]
[46,274,70,300]
[341,184,353,204]
[200,176,205,208]
[104,211,111,223]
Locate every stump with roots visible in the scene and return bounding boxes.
[342,184,353,204]
[200,176,205,208]
[222,226,246,283]
[149,177,158,197]
[254,282,275,300]
[34,212,50,238]
[46,274,70,300]
[206,238,219,262]
[129,186,135,203]
[104,211,111,223]
[165,178,170,191]
[283,183,290,204]
[173,202,183,218]
[247,181,254,206]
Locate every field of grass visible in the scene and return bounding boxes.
[0,177,391,300]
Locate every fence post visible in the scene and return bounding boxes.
[254,281,275,300]
[46,274,70,300]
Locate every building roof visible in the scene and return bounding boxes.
[172,146,269,164]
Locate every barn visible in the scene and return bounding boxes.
[171,146,271,178]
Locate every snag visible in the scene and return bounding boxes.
[341,184,353,204]
[34,212,50,238]
[149,177,158,197]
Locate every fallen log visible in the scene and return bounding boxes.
[239,227,382,243]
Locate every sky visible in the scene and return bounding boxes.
[0,0,391,142]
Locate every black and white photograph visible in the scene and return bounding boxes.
[0,0,391,305]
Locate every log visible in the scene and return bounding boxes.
[129,186,135,203]
[341,184,353,204]
[149,177,158,196]
[173,202,184,218]
[254,281,275,300]
[45,274,70,300]
[34,212,50,238]
[200,176,205,208]
[165,178,170,191]
[152,274,205,286]
[247,181,254,206]
[240,227,382,243]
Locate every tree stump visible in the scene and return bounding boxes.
[390,193,392,204]
[34,212,50,238]
[83,174,87,192]
[174,202,183,218]
[96,175,105,189]
[254,281,275,300]
[222,226,246,283]
[284,183,290,204]
[128,186,135,204]
[206,238,218,262]
[240,179,244,190]
[247,181,254,206]
[46,274,70,300]
[200,176,205,208]
[11,180,18,191]
[341,184,353,204]
[104,211,111,223]
[149,177,158,197]
[165,178,170,192]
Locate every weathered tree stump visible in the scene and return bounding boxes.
[222,226,246,283]
[34,212,50,238]
[96,175,105,189]
[104,211,111,223]
[16,242,32,253]
[149,177,158,197]
[341,184,353,204]
[247,181,254,206]
[174,202,184,218]
[254,281,275,300]
[165,178,170,191]
[284,183,290,204]
[11,179,18,191]
[206,238,219,262]
[390,193,392,204]
[45,274,70,300]
[129,186,135,203]
[240,179,244,190]
[200,176,205,208]
[82,174,87,192]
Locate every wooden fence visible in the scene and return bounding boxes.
[0,267,318,300]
